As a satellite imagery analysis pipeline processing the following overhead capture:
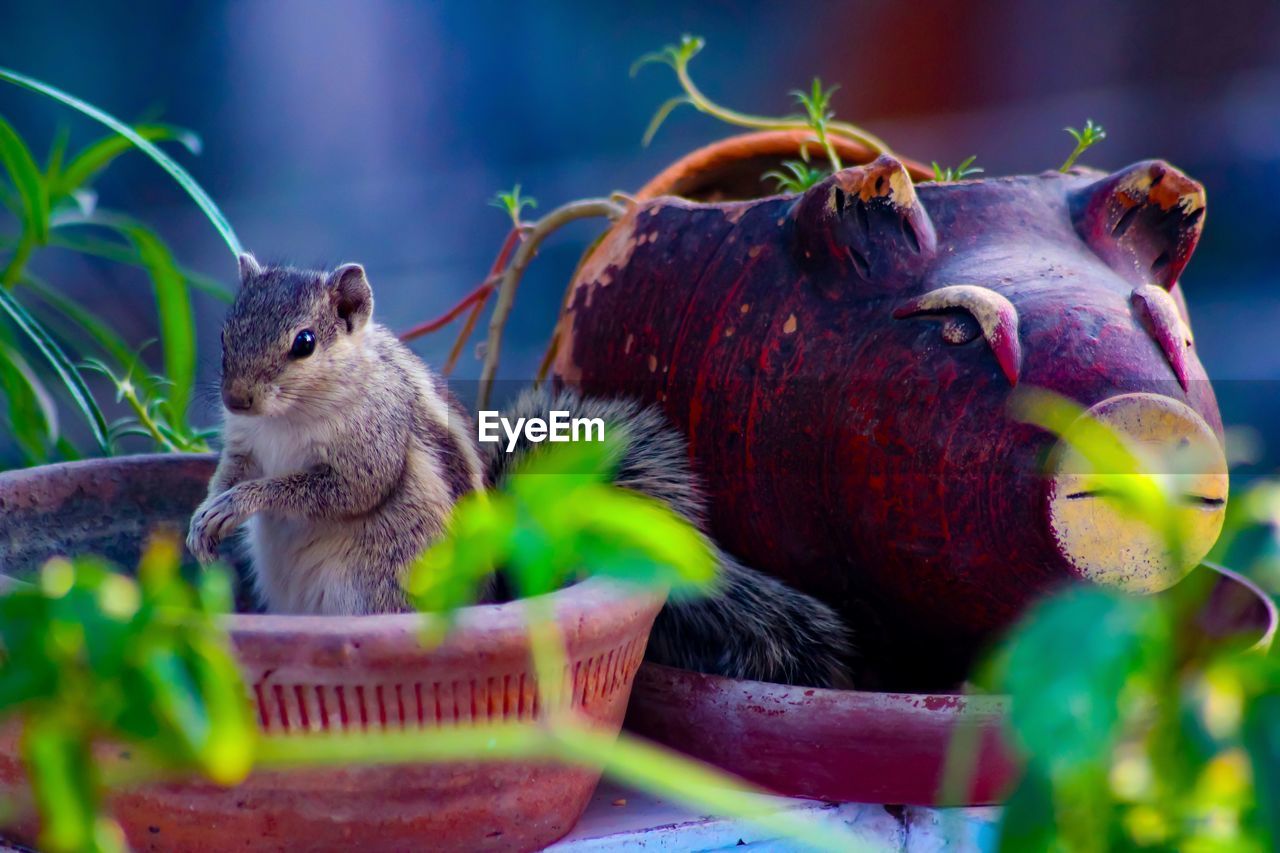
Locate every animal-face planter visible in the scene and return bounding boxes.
[555,136,1226,685]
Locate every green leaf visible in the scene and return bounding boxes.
[1060,119,1107,172]
[790,78,838,129]
[762,160,828,193]
[629,34,705,78]
[640,96,692,147]
[18,272,138,373]
[0,342,57,463]
[0,67,242,256]
[489,184,537,228]
[184,636,255,784]
[506,428,620,489]
[70,217,194,421]
[52,123,201,198]
[22,719,108,853]
[0,113,49,243]
[407,492,514,619]
[1245,690,1280,847]
[0,287,109,451]
[996,765,1057,852]
[563,486,716,590]
[53,436,79,461]
[993,586,1170,775]
[139,647,211,762]
[44,124,70,183]
[46,231,233,303]
[929,155,983,183]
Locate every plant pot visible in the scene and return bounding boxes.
[554,130,1228,687]
[633,129,934,202]
[624,563,1276,806]
[0,454,664,852]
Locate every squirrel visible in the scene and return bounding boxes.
[186,255,484,614]
[487,387,854,688]
[190,257,853,686]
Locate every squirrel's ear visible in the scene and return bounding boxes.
[238,252,263,281]
[791,155,936,287]
[329,263,373,333]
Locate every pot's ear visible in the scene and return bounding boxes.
[329,263,374,333]
[791,154,936,284]
[1070,160,1205,289]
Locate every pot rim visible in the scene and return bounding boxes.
[1203,560,1278,653]
[635,129,934,201]
[223,576,664,637]
[0,452,667,645]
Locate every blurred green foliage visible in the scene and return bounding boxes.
[0,50,1275,853]
[952,389,1280,851]
[0,71,238,468]
[0,536,252,852]
[1212,480,1280,595]
[407,430,715,635]
[0,438,859,852]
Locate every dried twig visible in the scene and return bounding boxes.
[398,226,524,344]
[477,199,627,408]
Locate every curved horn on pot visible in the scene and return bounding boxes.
[894,284,1022,385]
[1070,160,1206,290]
[792,154,936,283]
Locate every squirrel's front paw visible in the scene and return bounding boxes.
[187,489,249,563]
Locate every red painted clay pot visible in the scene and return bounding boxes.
[555,131,1228,687]
[0,454,663,852]
[624,563,1275,806]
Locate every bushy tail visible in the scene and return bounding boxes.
[486,386,854,688]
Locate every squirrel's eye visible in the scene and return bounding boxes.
[289,329,316,359]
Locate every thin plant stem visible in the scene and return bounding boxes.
[817,129,842,172]
[398,278,495,342]
[533,228,611,387]
[443,299,485,376]
[534,331,558,387]
[255,724,558,768]
[477,199,626,408]
[672,61,891,155]
[119,381,177,451]
[253,722,860,850]
[1,234,34,288]
[526,592,571,718]
[551,725,862,852]
[399,225,523,344]
[1060,140,1089,172]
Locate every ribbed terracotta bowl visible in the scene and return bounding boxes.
[0,454,665,852]
[624,563,1276,807]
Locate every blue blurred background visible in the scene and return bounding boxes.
[2,0,1278,477]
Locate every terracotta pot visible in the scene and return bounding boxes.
[555,131,1227,687]
[624,563,1275,806]
[0,454,664,852]
[633,129,933,202]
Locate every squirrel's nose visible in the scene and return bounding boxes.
[222,388,255,413]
